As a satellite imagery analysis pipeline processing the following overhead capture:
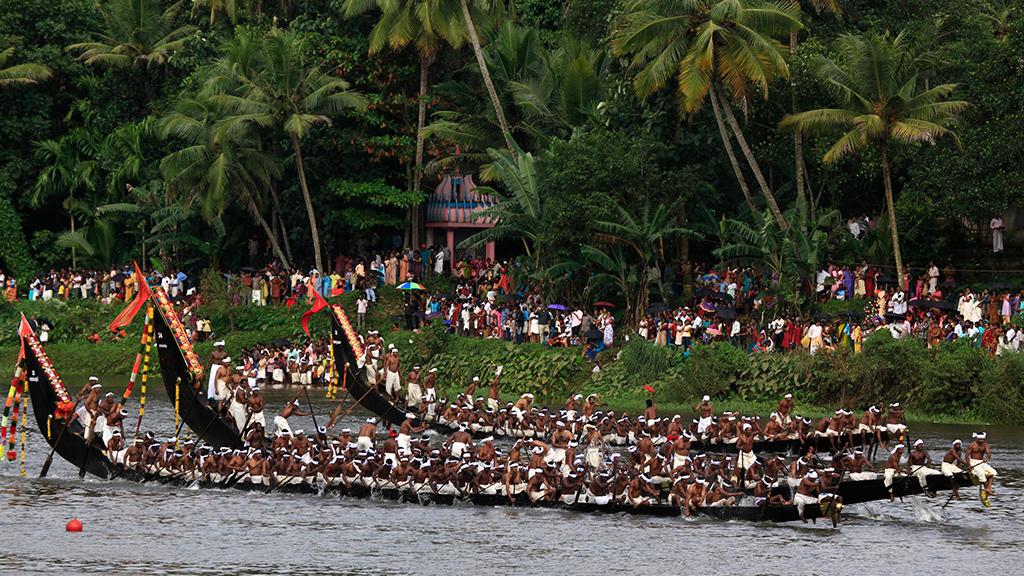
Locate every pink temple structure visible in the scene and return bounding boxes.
[425,174,497,271]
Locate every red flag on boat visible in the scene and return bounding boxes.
[108,262,152,333]
[16,313,33,364]
[301,289,329,336]
[643,385,655,394]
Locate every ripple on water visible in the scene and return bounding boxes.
[2,389,1024,576]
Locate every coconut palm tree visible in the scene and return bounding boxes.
[66,0,197,100]
[0,46,52,88]
[204,28,367,273]
[424,25,605,179]
[789,1,841,218]
[612,0,803,229]
[158,96,289,266]
[342,0,466,247]
[458,0,518,157]
[32,133,102,268]
[779,31,969,280]
[193,0,238,26]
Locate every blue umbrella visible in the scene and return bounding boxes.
[547,304,568,311]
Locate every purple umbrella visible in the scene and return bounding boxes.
[547,304,568,311]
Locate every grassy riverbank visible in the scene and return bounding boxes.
[0,294,1020,426]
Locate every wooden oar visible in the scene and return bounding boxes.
[303,385,319,433]
[941,462,984,509]
[39,398,82,478]
[78,412,98,479]
[339,382,380,420]
[173,378,200,440]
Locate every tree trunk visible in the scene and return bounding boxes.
[459,0,518,158]
[881,146,905,280]
[210,1,216,26]
[679,203,689,261]
[412,52,433,250]
[716,86,790,231]
[269,185,294,263]
[789,31,806,221]
[246,194,289,268]
[708,84,756,212]
[290,134,323,272]
[70,214,77,269]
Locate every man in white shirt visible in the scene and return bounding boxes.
[991,216,1005,253]
[356,296,368,332]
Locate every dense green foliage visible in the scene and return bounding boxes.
[0,1,1018,284]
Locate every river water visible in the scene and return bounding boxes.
[1,384,1022,576]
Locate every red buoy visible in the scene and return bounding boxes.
[5,450,15,461]
[66,519,83,532]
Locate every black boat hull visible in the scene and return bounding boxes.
[150,289,242,449]
[22,329,116,479]
[330,306,423,428]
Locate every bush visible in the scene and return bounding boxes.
[665,343,750,403]
[426,337,588,403]
[976,353,1024,424]
[591,338,684,395]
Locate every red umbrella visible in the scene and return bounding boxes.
[593,301,615,308]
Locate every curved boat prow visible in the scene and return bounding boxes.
[329,305,421,428]
[21,324,116,479]
[150,288,243,448]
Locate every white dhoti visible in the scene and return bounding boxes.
[274,415,291,435]
[940,462,963,476]
[794,492,818,516]
[886,423,907,435]
[89,414,106,443]
[356,436,373,451]
[883,467,900,488]
[251,410,266,429]
[487,398,499,411]
[406,383,422,407]
[848,471,878,481]
[477,483,500,496]
[672,453,690,471]
[738,450,756,470]
[511,407,525,423]
[969,458,998,483]
[215,379,229,402]
[697,416,712,434]
[384,370,400,396]
[207,369,219,398]
[586,447,602,469]
[101,422,116,445]
[397,433,412,454]
[912,466,942,491]
[424,387,436,402]
[546,447,566,466]
[229,401,247,432]
[451,442,468,458]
